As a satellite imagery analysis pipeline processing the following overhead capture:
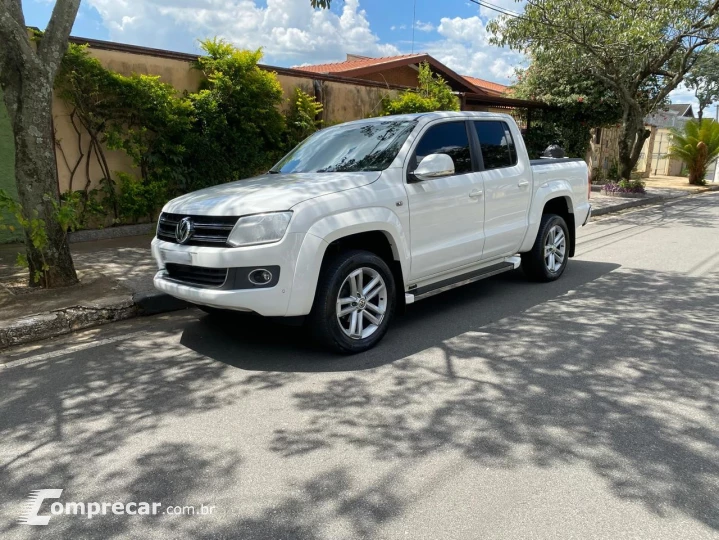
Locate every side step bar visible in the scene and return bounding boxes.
[405,256,521,304]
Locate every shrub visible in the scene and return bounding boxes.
[382,62,459,115]
[286,87,323,147]
[186,40,286,187]
[602,178,646,194]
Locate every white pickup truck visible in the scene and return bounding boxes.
[152,112,591,353]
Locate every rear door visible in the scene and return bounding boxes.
[474,120,532,261]
[405,120,486,280]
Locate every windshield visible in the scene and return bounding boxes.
[271,120,417,174]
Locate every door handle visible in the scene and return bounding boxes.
[469,189,484,199]
[518,180,530,188]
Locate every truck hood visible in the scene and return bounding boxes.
[162,171,382,216]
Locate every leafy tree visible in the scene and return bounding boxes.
[685,47,719,122]
[668,119,719,185]
[489,0,719,180]
[382,62,459,115]
[513,52,623,158]
[0,0,81,287]
[186,39,286,187]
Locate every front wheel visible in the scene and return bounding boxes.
[309,250,396,354]
[521,214,570,282]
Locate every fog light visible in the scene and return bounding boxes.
[249,269,273,286]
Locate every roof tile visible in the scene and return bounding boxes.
[293,54,427,73]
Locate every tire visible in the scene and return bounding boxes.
[521,214,570,282]
[308,250,396,354]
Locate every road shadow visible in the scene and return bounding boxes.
[180,260,620,372]
[251,268,719,533]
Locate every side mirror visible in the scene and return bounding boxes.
[413,153,455,181]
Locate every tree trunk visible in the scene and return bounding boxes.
[3,67,78,288]
[618,108,651,180]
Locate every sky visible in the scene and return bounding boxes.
[22,0,700,110]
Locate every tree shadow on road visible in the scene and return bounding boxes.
[247,268,719,532]
[180,260,620,373]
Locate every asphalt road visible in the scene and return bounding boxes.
[1,192,718,540]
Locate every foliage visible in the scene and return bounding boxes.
[382,62,460,115]
[114,172,167,223]
[667,119,719,185]
[188,39,286,187]
[685,47,719,121]
[590,167,606,185]
[489,0,719,180]
[0,189,80,286]
[55,39,288,225]
[602,179,647,194]
[286,87,323,147]
[513,53,623,158]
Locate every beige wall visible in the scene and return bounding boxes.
[274,72,397,124]
[53,47,398,196]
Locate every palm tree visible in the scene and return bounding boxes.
[667,119,719,185]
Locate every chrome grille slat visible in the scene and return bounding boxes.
[156,212,239,247]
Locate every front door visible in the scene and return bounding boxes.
[474,120,532,261]
[405,120,485,281]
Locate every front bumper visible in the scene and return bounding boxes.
[151,233,306,317]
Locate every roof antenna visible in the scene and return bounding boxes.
[411,0,417,53]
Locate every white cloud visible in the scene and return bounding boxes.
[422,15,526,84]
[86,0,399,65]
[414,21,435,33]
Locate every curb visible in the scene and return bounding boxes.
[591,184,718,218]
[0,292,189,351]
[0,296,138,350]
[591,195,663,217]
[69,223,155,244]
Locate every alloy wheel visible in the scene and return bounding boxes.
[336,267,388,340]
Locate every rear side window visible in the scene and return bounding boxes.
[474,121,518,170]
[412,122,472,175]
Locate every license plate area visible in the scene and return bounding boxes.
[161,249,192,265]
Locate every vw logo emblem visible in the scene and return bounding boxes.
[175,217,194,244]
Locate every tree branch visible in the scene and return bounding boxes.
[4,0,25,27]
[37,0,81,76]
[0,2,35,69]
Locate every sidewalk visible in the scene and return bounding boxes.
[2,182,718,349]
[0,234,185,349]
[591,175,719,216]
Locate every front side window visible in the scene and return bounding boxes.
[412,122,473,175]
[474,121,518,170]
[271,120,417,174]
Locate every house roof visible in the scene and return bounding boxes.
[665,104,694,117]
[293,53,485,95]
[462,75,510,96]
[295,54,426,74]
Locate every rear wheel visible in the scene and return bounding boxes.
[522,214,569,282]
[309,250,396,354]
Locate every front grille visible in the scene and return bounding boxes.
[165,264,228,287]
[157,213,239,247]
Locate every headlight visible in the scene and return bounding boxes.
[227,212,292,247]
